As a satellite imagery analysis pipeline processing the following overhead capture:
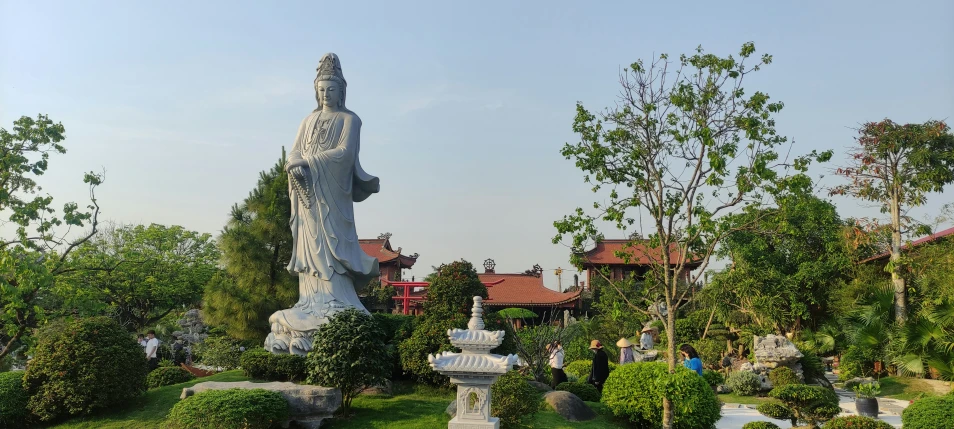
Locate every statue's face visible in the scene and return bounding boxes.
[316,80,341,108]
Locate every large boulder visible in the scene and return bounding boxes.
[527,380,553,393]
[180,381,340,429]
[543,391,597,422]
[753,334,803,368]
[446,399,457,417]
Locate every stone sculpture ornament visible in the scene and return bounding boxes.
[265,53,381,356]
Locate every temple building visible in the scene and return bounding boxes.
[359,234,419,282]
[579,239,702,290]
[478,259,583,320]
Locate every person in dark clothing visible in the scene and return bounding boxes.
[171,335,184,366]
[587,340,610,393]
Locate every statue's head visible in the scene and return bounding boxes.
[314,53,347,109]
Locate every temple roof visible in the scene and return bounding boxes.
[580,239,702,268]
[359,238,418,267]
[478,273,582,307]
[860,225,954,264]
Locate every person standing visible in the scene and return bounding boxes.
[640,327,655,350]
[144,330,159,372]
[617,338,635,364]
[587,340,610,393]
[171,335,184,366]
[547,341,566,388]
[680,344,703,375]
[137,334,147,350]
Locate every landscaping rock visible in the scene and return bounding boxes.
[527,380,553,393]
[716,384,732,394]
[446,399,457,417]
[360,379,392,396]
[181,381,340,429]
[543,391,597,422]
[753,334,803,368]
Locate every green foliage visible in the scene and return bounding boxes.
[602,362,721,429]
[496,308,538,319]
[742,423,782,429]
[359,279,397,312]
[307,308,390,414]
[0,371,30,428]
[194,335,243,370]
[147,367,196,389]
[702,369,724,387]
[822,416,895,429]
[555,381,601,402]
[24,317,147,421]
[400,260,488,386]
[490,371,539,428]
[755,401,792,422]
[766,384,840,428]
[162,388,289,429]
[1,114,103,361]
[202,151,297,342]
[239,348,308,382]
[852,381,880,399]
[563,359,618,381]
[371,313,414,379]
[693,338,725,368]
[58,223,219,331]
[768,367,800,388]
[726,371,762,396]
[797,345,830,387]
[901,395,954,429]
[839,345,878,381]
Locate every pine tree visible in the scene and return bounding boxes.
[202,149,297,342]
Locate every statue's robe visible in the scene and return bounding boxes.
[283,109,379,327]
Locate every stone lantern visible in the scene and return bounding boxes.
[428,296,520,429]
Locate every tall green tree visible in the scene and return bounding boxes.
[0,115,103,360]
[553,43,828,429]
[708,192,851,335]
[202,151,297,342]
[57,223,218,331]
[833,119,954,323]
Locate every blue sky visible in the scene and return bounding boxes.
[2,0,952,289]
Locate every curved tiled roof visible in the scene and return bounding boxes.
[582,239,701,268]
[478,273,582,307]
[860,226,954,264]
[359,238,417,266]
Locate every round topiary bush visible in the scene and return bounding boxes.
[766,384,840,427]
[24,316,148,421]
[555,382,600,402]
[0,371,30,428]
[147,366,196,389]
[822,415,895,429]
[901,395,954,429]
[491,371,539,428]
[756,401,793,425]
[742,422,782,429]
[602,362,721,429]
[702,369,724,387]
[194,335,243,370]
[768,367,799,388]
[726,371,762,396]
[163,388,289,429]
[240,348,308,382]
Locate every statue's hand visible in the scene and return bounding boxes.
[286,158,308,171]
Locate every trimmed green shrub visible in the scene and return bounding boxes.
[756,401,793,425]
[162,388,288,429]
[768,367,799,388]
[765,384,840,428]
[822,415,895,429]
[0,371,30,428]
[901,395,954,429]
[24,317,147,421]
[555,382,600,402]
[563,359,618,381]
[838,345,876,381]
[742,422,782,429]
[491,371,539,428]
[693,338,725,368]
[240,348,308,382]
[372,313,414,379]
[602,362,721,429]
[702,369,724,387]
[194,336,242,370]
[308,308,390,414]
[147,366,196,389]
[726,371,762,396]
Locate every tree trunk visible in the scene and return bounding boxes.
[663,300,676,429]
[889,190,906,323]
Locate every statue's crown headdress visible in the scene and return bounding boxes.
[315,53,346,87]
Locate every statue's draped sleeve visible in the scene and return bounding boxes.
[286,111,379,287]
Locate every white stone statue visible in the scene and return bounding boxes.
[265,53,380,356]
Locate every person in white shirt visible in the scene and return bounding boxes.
[144,330,159,372]
[547,341,566,388]
[640,327,655,350]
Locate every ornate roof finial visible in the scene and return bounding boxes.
[483,258,496,273]
[468,296,485,331]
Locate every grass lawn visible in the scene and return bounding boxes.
[49,370,251,429]
[877,376,952,401]
[49,373,626,429]
[717,392,772,406]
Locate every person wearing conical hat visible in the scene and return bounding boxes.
[617,338,635,365]
[640,326,655,350]
[587,340,610,393]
